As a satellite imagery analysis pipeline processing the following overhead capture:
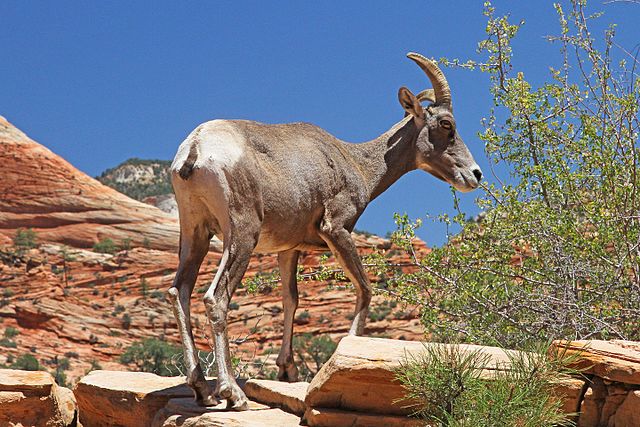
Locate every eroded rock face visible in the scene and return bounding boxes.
[0,115,179,251]
[552,340,640,427]
[0,369,77,426]
[552,377,587,416]
[613,390,640,427]
[142,194,178,218]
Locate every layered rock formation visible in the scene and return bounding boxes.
[0,242,424,383]
[0,116,179,250]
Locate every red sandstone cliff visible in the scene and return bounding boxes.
[0,116,179,250]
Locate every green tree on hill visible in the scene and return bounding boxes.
[96,158,173,201]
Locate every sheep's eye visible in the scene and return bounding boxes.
[440,120,453,130]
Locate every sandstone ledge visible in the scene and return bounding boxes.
[0,369,76,426]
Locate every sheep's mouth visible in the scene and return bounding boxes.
[456,171,479,192]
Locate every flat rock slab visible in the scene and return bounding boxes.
[164,396,270,414]
[154,397,302,427]
[552,340,640,385]
[305,335,517,416]
[0,369,54,396]
[0,369,76,427]
[74,370,214,427]
[244,379,308,416]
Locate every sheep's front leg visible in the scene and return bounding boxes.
[318,221,372,336]
[276,249,300,382]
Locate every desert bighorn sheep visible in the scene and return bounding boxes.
[168,52,482,410]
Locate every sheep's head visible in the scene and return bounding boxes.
[398,52,482,192]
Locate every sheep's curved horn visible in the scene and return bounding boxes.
[416,89,435,104]
[407,52,452,110]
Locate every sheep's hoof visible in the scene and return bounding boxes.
[277,364,299,383]
[196,393,220,407]
[228,396,249,411]
[217,380,250,411]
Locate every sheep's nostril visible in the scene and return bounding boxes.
[472,168,483,182]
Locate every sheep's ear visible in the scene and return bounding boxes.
[398,87,425,121]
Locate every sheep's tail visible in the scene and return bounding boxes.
[178,140,198,179]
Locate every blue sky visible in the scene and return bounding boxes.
[1,1,637,246]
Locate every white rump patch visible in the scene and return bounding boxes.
[198,122,244,169]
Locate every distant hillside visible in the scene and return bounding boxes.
[96,158,172,201]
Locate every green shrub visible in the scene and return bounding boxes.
[88,359,103,371]
[112,304,125,316]
[3,327,19,338]
[120,237,132,251]
[0,338,17,348]
[242,270,280,293]
[292,333,337,381]
[53,370,67,387]
[121,313,132,329]
[395,343,579,426]
[120,338,182,376]
[140,278,148,297]
[294,310,311,324]
[13,228,38,250]
[149,290,164,300]
[93,238,117,254]
[368,300,397,322]
[10,354,41,371]
[50,357,70,387]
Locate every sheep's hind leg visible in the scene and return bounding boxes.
[168,226,217,406]
[203,222,259,411]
